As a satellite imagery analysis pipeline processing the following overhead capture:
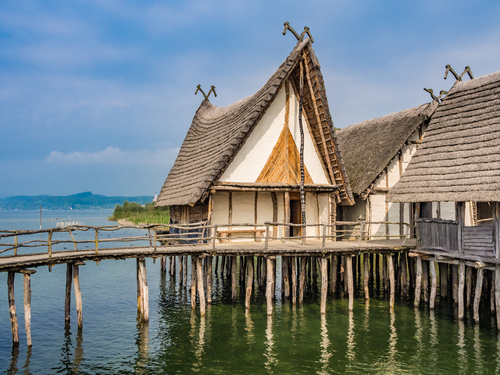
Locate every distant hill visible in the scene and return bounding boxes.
[0,192,154,210]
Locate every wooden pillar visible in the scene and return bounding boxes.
[299,257,306,304]
[240,256,245,285]
[414,257,422,307]
[408,256,415,291]
[73,262,84,328]
[196,256,206,316]
[388,254,395,311]
[320,257,328,314]
[466,266,472,307]
[291,256,297,305]
[473,268,483,323]
[179,256,184,285]
[422,260,429,303]
[184,256,188,288]
[430,261,437,310]
[231,256,237,303]
[440,263,448,298]
[65,263,72,325]
[331,255,338,293]
[383,254,388,292]
[245,256,253,310]
[346,256,354,312]
[8,271,19,347]
[283,256,290,299]
[452,265,459,305]
[21,270,35,348]
[364,254,370,301]
[266,257,275,315]
[206,256,212,304]
[458,261,465,320]
[190,256,197,310]
[495,265,500,329]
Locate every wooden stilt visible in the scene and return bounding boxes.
[320,257,328,314]
[221,256,226,277]
[312,256,317,284]
[240,256,245,285]
[408,255,415,291]
[191,256,197,310]
[21,270,35,348]
[458,261,465,320]
[196,256,206,316]
[215,256,219,275]
[245,256,253,309]
[257,257,261,289]
[283,256,290,299]
[179,256,184,285]
[65,263,72,325]
[383,254,388,292]
[440,263,448,299]
[430,261,437,310]
[473,268,483,323]
[291,256,297,305]
[346,256,354,312]
[495,265,500,329]
[231,256,237,303]
[138,258,149,322]
[452,265,459,304]
[466,266,472,307]
[73,263,84,328]
[422,260,429,303]
[414,257,422,307]
[8,271,19,347]
[331,255,338,293]
[206,256,212,304]
[184,256,188,287]
[266,257,275,315]
[388,254,395,311]
[299,257,306,304]
[364,254,370,301]
[137,259,141,315]
[491,273,496,313]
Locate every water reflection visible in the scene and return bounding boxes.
[473,324,483,372]
[429,310,438,368]
[319,315,332,375]
[346,311,355,362]
[192,316,206,372]
[22,347,32,375]
[457,321,467,375]
[7,346,19,375]
[245,310,255,345]
[135,322,149,374]
[385,310,399,373]
[73,328,84,373]
[264,315,277,372]
[414,307,423,361]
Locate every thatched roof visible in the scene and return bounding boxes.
[157,40,353,207]
[387,71,500,203]
[336,102,437,196]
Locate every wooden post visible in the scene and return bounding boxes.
[452,265,459,304]
[138,259,149,322]
[430,261,437,310]
[137,258,142,314]
[494,202,500,258]
[466,266,472,307]
[184,256,188,288]
[19,270,35,348]
[73,263,84,328]
[388,254,395,311]
[440,263,448,299]
[266,256,275,315]
[65,263,72,325]
[364,254,370,301]
[94,228,99,255]
[245,256,253,310]
[291,256,297,305]
[320,257,328,314]
[48,230,52,258]
[299,257,306,304]
[8,271,19,347]
[191,256,197,310]
[473,268,483,323]
[206,256,212,304]
[346,256,354,312]
[231,256,237,303]
[422,260,429,303]
[331,255,338,293]
[458,261,465,320]
[414,257,422,307]
[179,255,184,285]
[495,265,500,329]
[197,256,206,316]
[283,256,290,298]
[383,254,388,292]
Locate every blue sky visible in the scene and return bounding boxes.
[1,0,499,197]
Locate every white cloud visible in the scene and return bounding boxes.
[45,146,179,166]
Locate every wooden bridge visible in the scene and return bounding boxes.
[1,220,416,348]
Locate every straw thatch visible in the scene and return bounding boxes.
[336,102,437,196]
[157,40,353,207]
[387,71,500,203]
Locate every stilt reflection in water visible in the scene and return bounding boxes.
[385,310,399,373]
[192,316,206,372]
[346,311,355,362]
[7,346,19,375]
[429,310,438,368]
[22,347,32,375]
[245,310,255,345]
[319,315,331,375]
[73,328,84,373]
[264,315,277,371]
[135,322,149,374]
[457,321,468,375]
[413,307,423,361]
[473,324,483,372]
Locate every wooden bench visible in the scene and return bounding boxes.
[217,229,264,243]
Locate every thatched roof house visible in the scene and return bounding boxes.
[157,39,352,238]
[387,71,500,203]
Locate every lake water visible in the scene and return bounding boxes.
[1,210,500,374]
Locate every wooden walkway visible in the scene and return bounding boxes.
[0,238,415,271]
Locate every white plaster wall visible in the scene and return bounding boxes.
[232,192,255,225]
[387,158,399,188]
[305,192,319,236]
[369,193,387,237]
[257,192,274,227]
[404,203,411,225]
[318,193,330,225]
[220,82,329,184]
[212,192,230,231]
[374,170,386,189]
[387,202,400,236]
[277,192,285,238]
[440,202,455,220]
[401,144,417,174]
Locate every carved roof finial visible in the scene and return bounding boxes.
[444,65,474,81]
[283,22,314,43]
[195,85,217,101]
[424,88,447,102]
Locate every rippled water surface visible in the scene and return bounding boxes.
[1,210,500,374]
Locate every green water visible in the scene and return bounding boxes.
[2,211,500,373]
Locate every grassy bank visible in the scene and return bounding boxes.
[109,201,169,225]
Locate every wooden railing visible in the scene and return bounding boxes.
[0,220,413,259]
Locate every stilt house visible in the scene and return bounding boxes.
[388,71,500,256]
[156,40,353,240]
[335,101,457,239]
